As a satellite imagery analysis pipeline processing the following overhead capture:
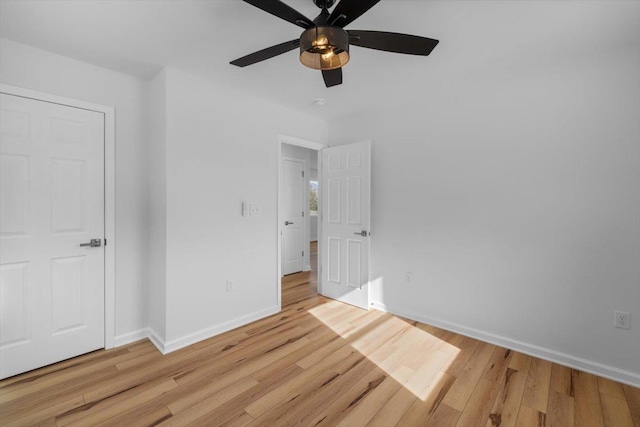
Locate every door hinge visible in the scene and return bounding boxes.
[302,250,304,257]
[302,211,304,217]
[302,171,305,177]
[104,238,107,246]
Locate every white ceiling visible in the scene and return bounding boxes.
[1,0,639,120]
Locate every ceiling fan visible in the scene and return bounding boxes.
[230,0,439,88]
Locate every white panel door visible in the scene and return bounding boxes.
[0,93,105,379]
[320,141,370,309]
[282,157,305,275]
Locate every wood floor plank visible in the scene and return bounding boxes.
[30,417,57,427]
[600,393,634,427]
[1,394,85,427]
[160,376,259,426]
[251,362,337,417]
[313,367,402,426]
[443,336,481,377]
[458,348,515,427]
[244,368,347,426]
[549,363,573,397]
[425,403,462,427]
[0,365,119,419]
[333,366,412,427]
[623,384,640,426]
[115,349,163,371]
[486,368,527,427]
[397,371,456,426]
[173,330,311,387]
[216,411,255,427]
[0,348,146,404]
[168,337,311,414]
[417,325,466,356]
[95,405,173,427]
[482,347,513,383]
[365,386,417,427]
[598,376,627,400]
[250,328,346,382]
[546,390,574,427]
[442,341,496,411]
[508,352,533,374]
[180,363,302,427]
[515,405,546,426]
[456,378,499,427]
[294,314,391,370]
[404,349,454,400]
[572,369,605,427]
[0,348,126,391]
[62,379,178,426]
[283,355,391,425]
[521,358,552,413]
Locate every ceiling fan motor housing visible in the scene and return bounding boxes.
[299,26,350,70]
[313,0,336,9]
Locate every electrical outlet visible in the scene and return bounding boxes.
[226,280,235,292]
[405,272,413,282]
[615,311,630,330]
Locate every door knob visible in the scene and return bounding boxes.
[285,221,294,225]
[80,239,102,247]
[353,230,369,237]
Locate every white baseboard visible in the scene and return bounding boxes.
[370,301,640,388]
[117,307,280,355]
[303,265,312,272]
[113,328,149,348]
[163,306,280,354]
[147,327,167,354]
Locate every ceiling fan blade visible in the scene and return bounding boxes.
[322,68,343,88]
[242,0,315,29]
[328,0,380,27]
[230,39,300,67]
[348,30,439,56]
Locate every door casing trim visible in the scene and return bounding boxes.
[1,83,116,349]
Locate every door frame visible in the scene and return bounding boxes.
[277,135,327,311]
[0,83,116,349]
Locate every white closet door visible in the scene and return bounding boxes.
[0,93,105,379]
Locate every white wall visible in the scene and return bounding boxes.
[159,69,327,348]
[328,52,640,385]
[148,70,167,342]
[0,39,150,341]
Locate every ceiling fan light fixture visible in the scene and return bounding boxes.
[299,26,349,70]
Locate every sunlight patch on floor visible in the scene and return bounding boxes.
[309,305,461,401]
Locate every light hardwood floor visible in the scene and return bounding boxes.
[1,241,638,426]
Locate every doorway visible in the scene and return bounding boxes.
[277,135,325,310]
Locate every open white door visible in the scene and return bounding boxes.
[320,141,370,309]
[0,93,105,379]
